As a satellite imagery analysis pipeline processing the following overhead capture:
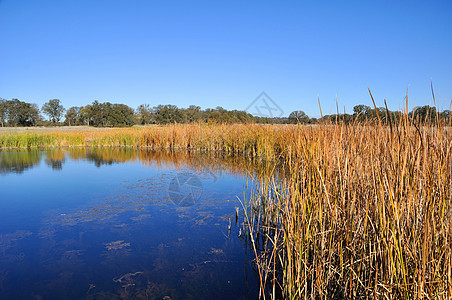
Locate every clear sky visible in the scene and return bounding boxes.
[1,0,451,117]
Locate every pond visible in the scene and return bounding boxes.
[0,148,266,299]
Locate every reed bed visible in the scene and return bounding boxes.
[1,121,451,299]
[0,125,285,161]
[244,122,452,299]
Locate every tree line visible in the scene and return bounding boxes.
[0,97,450,127]
[322,104,451,125]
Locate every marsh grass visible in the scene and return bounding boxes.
[0,125,286,159]
[1,119,451,299]
[244,119,452,299]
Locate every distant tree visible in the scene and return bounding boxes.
[230,110,252,123]
[29,103,42,126]
[353,105,372,116]
[65,106,82,126]
[136,104,154,125]
[154,105,183,124]
[206,106,230,123]
[83,101,135,127]
[440,110,450,124]
[5,99,41,126]
[410,105,437,123]
[108,104,135,126]
[79,106,91,125]
[184,105,202,123]
[288,110,309,124]
[309,117,318,124]
[42,99,65,123]
[88,100,105,126]
[352,104,389,123]
[0,98,6,127]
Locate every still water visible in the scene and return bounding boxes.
[0,148,261,299]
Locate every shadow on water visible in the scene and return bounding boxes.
[0,148,281,299]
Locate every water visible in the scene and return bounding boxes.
[0,149,260,299]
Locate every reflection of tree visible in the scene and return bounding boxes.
[85,148,135,167]
[0,151,42,174]
[1,148,284,180]
[48,160,63,170]
[45,149,65,171]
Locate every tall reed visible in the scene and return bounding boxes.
[244,119,452,299]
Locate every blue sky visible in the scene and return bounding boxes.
[0,0,451,117]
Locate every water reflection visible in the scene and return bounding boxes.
[1,147,278,177]
[45,149,66,170]
[0,150,41,174]
[0,148,272,299]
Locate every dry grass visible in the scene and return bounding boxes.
[244,121,452,299]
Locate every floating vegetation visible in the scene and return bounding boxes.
[209,248,224,255]
[62,249,83,260]
[0,230,32,255]
[86,283,96,295]
[113,271,143,285]
[113,223,127,228]
[105,240,130,251]
[130,214,151,223]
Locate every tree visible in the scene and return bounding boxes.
[83,101,135,127]
[184,105,202,123]
[136,104,154,125]
[440,110,450,124]
[353,105,372,118]
[288,110,309,124]
[79,106,91,125]
[5,99,41,126]
[154,105,183,124]
[108,104,135,126]
[410,105,437,123]
[29,104,41,126]
[65,106,82,126]
[42,99,65,123]
[0,98,6,127]
[88,100,105,126]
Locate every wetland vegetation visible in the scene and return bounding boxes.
[1,106,451,299]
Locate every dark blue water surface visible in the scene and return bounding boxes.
[0,149,259,299]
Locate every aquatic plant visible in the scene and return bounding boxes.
[243,110,452,298]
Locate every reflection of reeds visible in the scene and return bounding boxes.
[0,150,42,174]
[244,120,452,298]
[0,146,280,180]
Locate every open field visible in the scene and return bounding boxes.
[1,122,451,298]
[0,125,157,133]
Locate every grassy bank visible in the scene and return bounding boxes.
[0,124,287,160]
[1,122,451,298]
